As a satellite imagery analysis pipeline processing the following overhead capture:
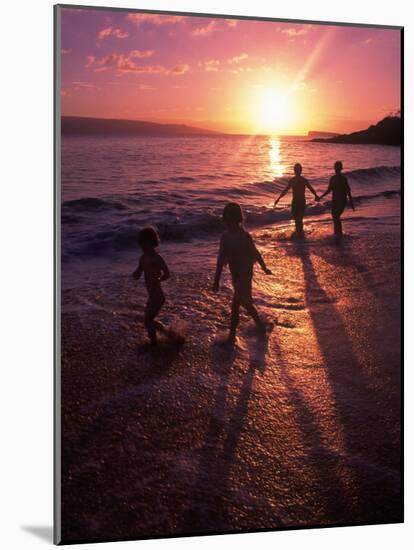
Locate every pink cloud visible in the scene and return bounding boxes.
[192,20,218,37]
[139,84,157,90]
[126,13,184,26]
[280,26,308,37]
[85,50,188,76]
[86,50,155,72]
[171,64,190,75]
[98,26,129,40]
[85,55,95,68]
[129,49,155,59]
[61,48,71,55]
[227,53,248,64]
[72,81,98,89]
[199,59,220,72]
[226,19,238,27]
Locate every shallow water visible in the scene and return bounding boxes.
[61,135,400,268]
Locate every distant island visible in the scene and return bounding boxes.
[61,116,221,137]
[308,131,340,139]
[312,115,401,146]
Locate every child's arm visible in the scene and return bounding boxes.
[132,258,143,280]
[305,179,319,201]
[159,257,171,281]
[273,181,291,207]
[346,179,355,211]
[213,255,224,291]
[213,239,226,291]
[319,179,333,201]
[252,238,272,275]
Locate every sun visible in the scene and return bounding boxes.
[252,87,294,134]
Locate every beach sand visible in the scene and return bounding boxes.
[60,218,401,542]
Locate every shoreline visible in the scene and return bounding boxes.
[61,221,401,542]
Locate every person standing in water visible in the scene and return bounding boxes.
[132,226,170,345]
[273,163,319,238]
[213,202,272,343]
[319,160,355,242]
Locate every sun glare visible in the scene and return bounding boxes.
[252,87,294,135]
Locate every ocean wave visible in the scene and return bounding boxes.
[62,187,399,258]
[62,196,127,211]
[345,165,400,182]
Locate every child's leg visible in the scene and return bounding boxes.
[243,300,266,332]
[144,295,165,343]
[229,294,241,340]
[333,216,342,238]
[239,283,266,333]
[332,212,343,241]
[295,214,304,236]
[332,204,345,239]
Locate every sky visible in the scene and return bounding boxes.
[60,7,401,135]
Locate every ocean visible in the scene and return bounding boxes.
[61,135,400,270]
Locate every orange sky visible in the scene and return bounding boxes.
[60,8,401,135]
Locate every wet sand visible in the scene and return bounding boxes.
[60,221,401,543]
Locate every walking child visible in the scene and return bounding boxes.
[133,227,170,344]
[213,202,272,343]
[319,160,355,242]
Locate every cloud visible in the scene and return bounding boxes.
[61,48,71,55]
[61,82,98,97]
[127,13,184,26]
[85,51,188,76]
[365,37,373,44]
[129,49,155,59]
[226,19,238,27]
[192,20,218,37]
[229,67,252,74]
[86,50,157,72]
[139,84,157,90]
[98,26,129,40]
[72,81,98,89]
[199,59,220,72]
[227,53,248,64]
[293,80,308,91]
[279,26,308,37]
[171,64,190,75]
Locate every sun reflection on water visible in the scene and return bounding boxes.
[268,137,287,178]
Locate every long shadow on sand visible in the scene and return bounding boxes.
[293,241,401,524]
[182,334,271,533]
[270,331,363,526]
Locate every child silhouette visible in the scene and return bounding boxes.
[213,202,272,343]
[319,160,355,242]
[133,227,170,344]
[273,163,319,238]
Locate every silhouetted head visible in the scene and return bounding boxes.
[222,202,243,228]
[334,160,343,174]
[294,163,302,176]
[138,226,160,251]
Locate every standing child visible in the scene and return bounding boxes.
[213,202,272,343]
[319,160,355,242]
[133,227,170,344]
[273,163,319,238]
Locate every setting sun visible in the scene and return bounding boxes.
[251,87,295,135]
